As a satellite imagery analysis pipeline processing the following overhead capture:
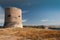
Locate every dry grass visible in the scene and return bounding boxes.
[0,27,60,40]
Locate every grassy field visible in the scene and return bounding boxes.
[0,27,60,40]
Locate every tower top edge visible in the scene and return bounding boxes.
[5,7,22,10]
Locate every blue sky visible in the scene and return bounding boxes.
[0,0,60,26]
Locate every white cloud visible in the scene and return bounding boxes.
[0,6,4,24]
[22,19,27,22]
[0,19,4,23]
[41,19,48,22]
[0,6,4,18]
[22,10,29,14]
[0,13,4,18]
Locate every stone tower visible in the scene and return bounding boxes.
[4,7,23,28]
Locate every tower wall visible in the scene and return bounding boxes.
[4,7,23,28]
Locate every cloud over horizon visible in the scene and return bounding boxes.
[22,19,27,22]
[41,19,48,22]
[0,6,4,26]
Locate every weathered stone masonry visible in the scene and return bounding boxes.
[4,7,23,28]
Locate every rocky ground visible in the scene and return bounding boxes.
[0,27,60,40]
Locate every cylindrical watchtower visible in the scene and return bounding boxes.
[4,7,23,28]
